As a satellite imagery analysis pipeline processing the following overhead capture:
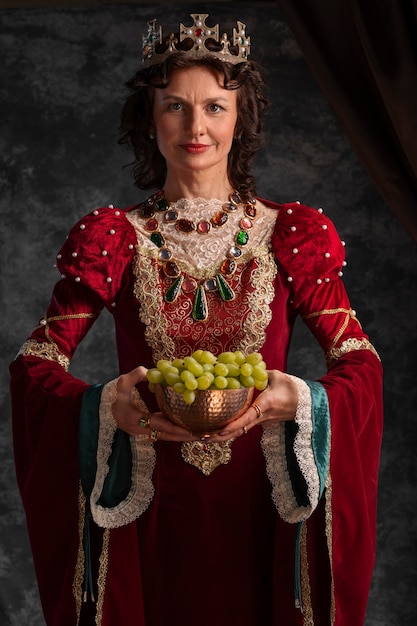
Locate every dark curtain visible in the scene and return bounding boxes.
[277,0,417,241]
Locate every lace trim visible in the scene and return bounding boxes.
[261,376,320,523]
[240,249,276,354]
[73,485,86,624]
[16,339,70,371]
[300,523,314,625]
[95,528,110,626]
[327,337,380,364]
[89,379,156,528]
[127,198,277,271]
[325,473,336,625]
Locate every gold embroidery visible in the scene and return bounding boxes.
[16,339,70,371]
[325,473,336,625]
[129,211,277,473]
[73,485,86,625]
[95,529,110,626]
[35,313,97,328]
[300,522,314,625]
[303,307,361,348]
[181,440,233,475]
[327,337,380,364]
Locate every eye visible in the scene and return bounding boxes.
[168,102,183,111]
[208,103,223,113]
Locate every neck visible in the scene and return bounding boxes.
[163,170,233,203]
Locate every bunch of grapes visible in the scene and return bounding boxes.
[146,350,268,404]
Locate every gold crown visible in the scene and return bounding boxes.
[142,14,251,66]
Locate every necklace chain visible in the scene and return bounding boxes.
[136,190,257,321]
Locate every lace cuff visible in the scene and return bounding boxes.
[261,376,329,523]
[89,379,156,528]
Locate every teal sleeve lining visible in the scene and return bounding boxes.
[79,384,133,507]
[305,380,330,497]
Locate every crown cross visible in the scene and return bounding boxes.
[180,14,219,50]
[142,14,251,66]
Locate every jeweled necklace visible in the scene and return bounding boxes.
[136,189,257,321]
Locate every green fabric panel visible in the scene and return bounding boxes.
[99,429,133,508]
[305,380,330,497]
[79,384,104,498]
[78,383,133,508]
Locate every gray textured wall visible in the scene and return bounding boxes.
[1,3,416,625]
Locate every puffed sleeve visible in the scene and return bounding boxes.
[9,206,138,620]
[269,202,383,620]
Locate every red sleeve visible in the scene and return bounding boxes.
[9,206,137,623]
[272,202,383,624]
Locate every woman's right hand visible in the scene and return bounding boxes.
[112,366,197,442]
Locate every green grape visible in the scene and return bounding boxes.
[147,368,165,384]
[156,359,172,371]
[183,389,196,404]
[191,349,204,362]
[245,352,263,366]
[252,365,268,382]
[148,382,155,393]
[184,377,198,391]
[254,378,268,391]
[164,372,182,387]
[173,382,186,394]
[213,362,229,377]
[202,363,214,373]
[217,351,236,364]
[180,369,195,382]
[240,374,255,388]
[200,350,217,365]
[226,363,240,377]
[172,358,185,370]
[227,377,241,389]
[183,356,204,377]
[240,362,253,377]
[196,374,212,390]
[214,375,228,389]
[233,350,246,365]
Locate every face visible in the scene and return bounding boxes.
[152,66,238,179]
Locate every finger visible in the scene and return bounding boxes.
[117,366,149,392]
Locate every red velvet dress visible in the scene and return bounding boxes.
[10,198,383,626]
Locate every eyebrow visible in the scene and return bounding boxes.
[158,94,232,104]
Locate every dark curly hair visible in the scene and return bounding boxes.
[118,52,270,200]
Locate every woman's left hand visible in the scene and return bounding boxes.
[208,369,298,442]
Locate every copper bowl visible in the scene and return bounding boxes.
[154,385,254,434]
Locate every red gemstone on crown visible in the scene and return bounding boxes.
[195,28,203,36]
[240,217,253,230]
[244,204,257,219]
[182,277,197,293]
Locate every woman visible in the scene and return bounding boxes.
[10,13,383,626]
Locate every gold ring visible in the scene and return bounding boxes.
[138,415,151,429]
[251,403,262,419]
[243,425,248,435]
[149,429,161,442]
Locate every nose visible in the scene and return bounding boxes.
[186,108,204,137]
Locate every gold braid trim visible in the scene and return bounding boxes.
[73,485,86,624]
[16,339,70,372]
[327,338,380,365]
[300,523,314,625]
[325,473,336,625]
[303,308,361,348]
[95,529,110,626]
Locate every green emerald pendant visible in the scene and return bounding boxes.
[193,285,208,321]
[216,274,235,301]
[150,232,165,248]
[164,276,183,303]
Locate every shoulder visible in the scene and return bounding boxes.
[260,198,346,287]
[56,204,138,303]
